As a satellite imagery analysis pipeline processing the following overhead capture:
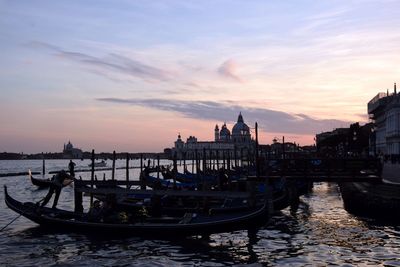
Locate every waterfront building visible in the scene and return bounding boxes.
[316,123,372,156]
[63,141,83,158]
[368,83,400,155]
[172,113,255,159]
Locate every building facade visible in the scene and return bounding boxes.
[172,113,255,159]
[63,141,83,158]
[368,83,400,156]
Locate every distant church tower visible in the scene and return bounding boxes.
[215,124,219,141]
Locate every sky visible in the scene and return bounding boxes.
[1,0,400,153]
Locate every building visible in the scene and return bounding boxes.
[63,141,83,158]
[368,83,400,156]
[172,113,255,159]
[316,123,372,157]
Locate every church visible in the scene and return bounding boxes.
[172,113,255,159]
[63,141,83,159]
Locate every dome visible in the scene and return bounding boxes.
[65,141,73,150]
[232,112,250,135]
[219,123,231,140]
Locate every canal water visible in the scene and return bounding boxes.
[1,160,400,266]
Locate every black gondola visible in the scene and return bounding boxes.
[30,172,52,188]
[30,171,74,189]
[339,182,400,221]
[4,185,270,236]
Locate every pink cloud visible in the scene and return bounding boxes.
[217,59,242,82]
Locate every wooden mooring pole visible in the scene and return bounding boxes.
[111,151,116,181]
[216,150,220,170]
[90,149,95,207]
[241,148,244,168]
[157,154,160,179]
[227,150,231,171]
[255,122,259,178]
[234,145,237,168]
[192,152,195,173]
[173,151,177,189]
[223,150,226,170]
[183,152,186,172]
[195,149,199,178]
[126,153,129,189]
[140,154,145,190]
[42,152,45,176]
[140,154,143,172]
[203,148,206,172]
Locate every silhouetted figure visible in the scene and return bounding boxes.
[40,170,70,209]
[102,194,121,223]
[68,160,76,177]
[218,168,228,190]
[88,200,103,222]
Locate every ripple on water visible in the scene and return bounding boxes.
[2,168,400,266]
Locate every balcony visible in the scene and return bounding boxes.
[368,92,388,114]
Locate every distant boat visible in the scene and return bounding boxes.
[88,160,107,168]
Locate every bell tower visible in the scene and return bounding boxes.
[215,124,219,141]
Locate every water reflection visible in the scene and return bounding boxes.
[2,161,400,266]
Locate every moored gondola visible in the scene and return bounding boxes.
[4,185,270,236]
[30,170,74,189]
[30,171,52,188]
[339,181,400,221]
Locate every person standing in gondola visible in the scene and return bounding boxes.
[68,160,76,177]
[39,170,72,209]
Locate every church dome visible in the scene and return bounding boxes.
[232,112,250,135]
[65,141,73,150]
[220,123,230,135]
[219,123,231,140]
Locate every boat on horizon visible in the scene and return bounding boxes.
[88,160,107,168]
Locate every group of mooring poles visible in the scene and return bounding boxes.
[75,149,161,209]
[176,147,254,174]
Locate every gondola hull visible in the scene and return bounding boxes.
[30,175,52,188]
[339,182,400,221]
[4,186,270,237]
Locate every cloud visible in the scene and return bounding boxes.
[217,59,242,82]
[96,97,351,135]
[27,41,170,82]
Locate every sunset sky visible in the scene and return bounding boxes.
[1,0,400,153]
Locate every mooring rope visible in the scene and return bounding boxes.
[0,214,22,232]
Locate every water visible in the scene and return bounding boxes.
[1,160,400,266]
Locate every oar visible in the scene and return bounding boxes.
[0,214,22,232]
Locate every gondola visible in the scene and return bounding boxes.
[114,174,289,214]
[173,172,216,184]
[4,185,269,236]
[29,171,52,188]
[167,170,241,185]
[145,175,198,190]
[30,171,74,189]
[339,181,400,221]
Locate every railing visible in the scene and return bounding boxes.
[262,157,382,182]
